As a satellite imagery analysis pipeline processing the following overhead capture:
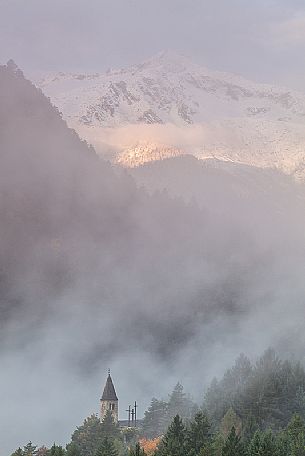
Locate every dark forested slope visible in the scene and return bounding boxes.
[0,61,231,356]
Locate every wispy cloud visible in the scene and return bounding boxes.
[270,13,305,48]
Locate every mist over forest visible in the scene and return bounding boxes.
[2,1,305,454]
[1,59,305,453]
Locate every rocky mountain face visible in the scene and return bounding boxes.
[35,51,305,177]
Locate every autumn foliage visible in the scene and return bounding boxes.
[139,437,161,455]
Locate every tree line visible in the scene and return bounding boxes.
[11,350,305,456]
[11,411,305,456]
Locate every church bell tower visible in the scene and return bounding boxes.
[100,370,119,423]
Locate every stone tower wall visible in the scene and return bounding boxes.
[100,399,119,423]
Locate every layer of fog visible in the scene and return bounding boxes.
[77,121,305,178]
[1,63,305,455]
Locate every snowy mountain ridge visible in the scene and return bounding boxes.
[35,51,305,177]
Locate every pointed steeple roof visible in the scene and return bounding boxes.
[101,372,118,401]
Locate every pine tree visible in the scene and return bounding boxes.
[71,414,104,456]
[157,415,187,456]
[197,444,213,456]
[259,430,276,456]
[142,398,168,438]
[276,430,290,456]
[11,448,24,456]
[129,442,146,456]
[47,444,66,456]
[247,430,262,456]
[186,411,211,455]
[66,443,81,456]
[221,427,243,456]
[220,408,242,438]
[242,414,258,443]
[288,415,305,439]
[23,442,38,456]
[204,378,225,426]
[95,437,118,456]
[288,414,305,456]
[100,410,121,439]
[210,433,224,456]
[167,383,196,424]
[247,430,276,456]
[290,434,305,456]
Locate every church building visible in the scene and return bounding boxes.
[100,370,140,428]
[100,370,119,423]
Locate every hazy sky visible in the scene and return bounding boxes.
[1,0,305,90]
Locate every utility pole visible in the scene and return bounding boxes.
[126,405,131,427]
[134,401,138,428]
[131,408,135,427]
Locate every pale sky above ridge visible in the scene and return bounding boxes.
[1,0,305,90]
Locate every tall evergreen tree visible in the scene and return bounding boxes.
[167,383,196,424]
[220,408,242,438]
[11,448,24,456]
[221,427,243,456]
[71,414,104,456]
[157,415,186,456]
[23,442,38,456]
[186,411,211,455]
[65,443,81,456]
[47,444,66,456]
[287,415,305,456]
[95,437,118,456]
[210,433,225,456]
[100,410,121,440]
[242,414,259,443]
[276,430,291,456]
[247,430,262,456]
[288,415,305,439]
[259,430,277,456]
[290,433,305,456]
[128,442,146,456]
[142,398,168,438]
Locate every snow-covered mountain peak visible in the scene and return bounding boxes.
[132,50,194,74]
[35,51,305,127]
[34,53,305,177]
